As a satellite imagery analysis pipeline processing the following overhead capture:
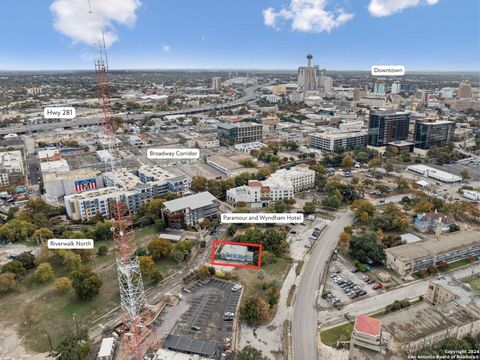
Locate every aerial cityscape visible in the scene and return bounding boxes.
[0,1,479,360]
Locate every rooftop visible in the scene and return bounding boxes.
[163,192,217,212]
[354,315,382,337]
[385,231,480,262]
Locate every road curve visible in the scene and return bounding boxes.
[292,211,354,360]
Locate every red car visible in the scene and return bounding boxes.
[373,283,382,290]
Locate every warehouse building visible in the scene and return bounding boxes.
[407,164,462,183]
[385,231,480,276]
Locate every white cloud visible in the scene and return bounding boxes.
[262,0,354,33]
[162,44,171,52]
[368,0,439,17]
[50,0,142,47]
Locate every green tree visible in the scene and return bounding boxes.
[147,238,173,260]
[240,297,269,324]
[70,265,103,300]
[139,256,154,277]
[274,200,286,213]
[0,272,17,293]
[460,169,471,182]
[54,277,72,293]
[341,155,354,170]
[1,260,26,278]
[151,269,164,283]
[236,346,269,360]
[349,232,385,264]
[303,202,316,214]
[97,245,108,256]
[190,176,208,192]
[49,328,92,360]
[16,251,36,270]
[32,227,54,245]
[34,262,54,283]
[0,219,36,243]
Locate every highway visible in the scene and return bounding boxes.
[0,85,260,136]
[292,210,354,360]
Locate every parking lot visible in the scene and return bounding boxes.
[321,255,384,307]
[160,279,242,350]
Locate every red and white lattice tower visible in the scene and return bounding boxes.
[91,5,152,359]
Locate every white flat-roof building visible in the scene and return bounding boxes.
[407,164,462,183]
[38,148,61,162]
[226,164,314,207]
[40,159,70,173]
[462,190,480,201]
[233,141,267,153]
[97,337,115,360]
[43,168,104,200]
[96,149,113,163]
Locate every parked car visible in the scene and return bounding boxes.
[358,290,367,296]
[224,312,235,317]
[231,284,243,292]
[191,326,201,331]
[351,268,359,273]
[373,283,382,290]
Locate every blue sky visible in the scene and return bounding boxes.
[0,0,479,71]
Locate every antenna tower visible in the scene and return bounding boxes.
[89,2,152,359]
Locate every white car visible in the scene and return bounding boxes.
[231,284,243,292]
[224,312,235,317]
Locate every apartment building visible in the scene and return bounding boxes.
[0,150,25,187]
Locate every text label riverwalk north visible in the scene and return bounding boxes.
[221,213,304,224]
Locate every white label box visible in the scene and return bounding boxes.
[44,107,76,119]
[47,239,94,249]
[147,148,200,159]
[221,213,304,224]
[371,65,405,76]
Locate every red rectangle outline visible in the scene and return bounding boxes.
[210,240,263,269]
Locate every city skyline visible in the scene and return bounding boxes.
[0,0,479,71]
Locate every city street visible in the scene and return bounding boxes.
[292,211,354,360]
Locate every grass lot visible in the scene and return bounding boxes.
[448,259,471,270]
[464,277,480,292]
[234,256,292,305]
[0,225,178,353]
[320,322,353,347]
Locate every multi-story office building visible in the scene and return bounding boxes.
[212,77,222,91]
[413,119,455,149]
[0,150,25,187]
[372,81,385,94]
[309,130,368,152]
[297,54,319,92]
[217,122,263,145]
[391,81,401,94]
[368,110,410,147]
[162,191,218,228]
[319,75,333,93]
[226,165,314,208]
[457,80,472,99]
[43,169,104,201]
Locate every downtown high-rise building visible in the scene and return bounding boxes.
[457,80,472,99]
[298,54,319,92]
[414,119,456,150]
[391,81,401,94]
[368,110,410,147]
[212,77,222,91]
